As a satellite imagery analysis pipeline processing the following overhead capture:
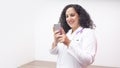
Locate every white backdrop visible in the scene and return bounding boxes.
[0,0,35,68]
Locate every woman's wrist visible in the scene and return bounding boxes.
[53,41,58,46]
[64,38,70,46]
[52,41,58,49]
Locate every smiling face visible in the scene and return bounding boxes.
[65,7,80,32]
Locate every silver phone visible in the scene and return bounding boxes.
[54,23,61,31]
[54,23,62,34]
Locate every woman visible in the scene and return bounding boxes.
[50,4,97,68]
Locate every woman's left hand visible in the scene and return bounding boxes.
[58,28,70,46]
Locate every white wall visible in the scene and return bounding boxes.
[0,0,35,68]
[34,0,120,67]
[86,1,120,67]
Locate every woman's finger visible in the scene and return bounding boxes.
[60,28,65,34]
[58,37,64,43]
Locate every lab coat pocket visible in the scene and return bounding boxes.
[72,37,82,47]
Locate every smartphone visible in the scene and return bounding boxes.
[54,23,61,31]
[54,23,62,34]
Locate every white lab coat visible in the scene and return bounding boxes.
[50,27,97,68]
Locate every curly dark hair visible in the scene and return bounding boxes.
[58,4,95,33]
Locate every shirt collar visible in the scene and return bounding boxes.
[70,26,83,35]
[67,27,83,40]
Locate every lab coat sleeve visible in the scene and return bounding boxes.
[67,30,97,66]
[50,45,59,55]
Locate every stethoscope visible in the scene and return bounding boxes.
[76,28,84,35]
[70,28,84,41]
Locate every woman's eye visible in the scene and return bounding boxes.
[70,14,75,17]
[66,15,68,18]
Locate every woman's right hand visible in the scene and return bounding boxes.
[53,30,61,44]
[52,27,61,49]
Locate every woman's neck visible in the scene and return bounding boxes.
[71,26,80,33]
